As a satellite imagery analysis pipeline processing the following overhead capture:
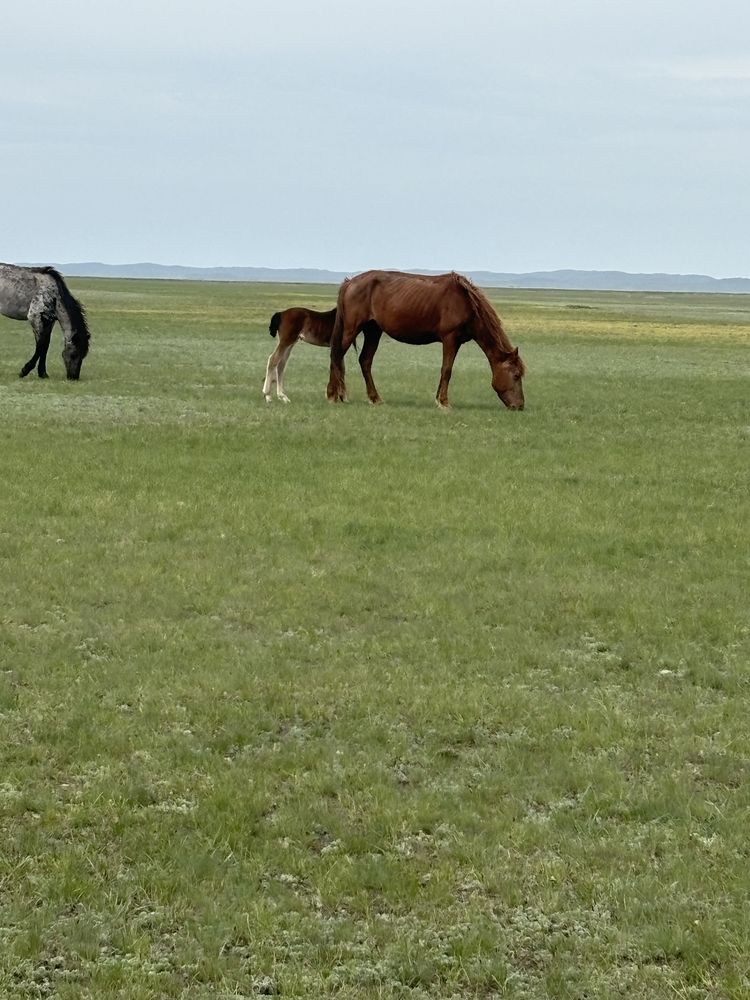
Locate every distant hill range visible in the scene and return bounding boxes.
[47,262,750,294]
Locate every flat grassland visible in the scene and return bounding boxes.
[1,279,749,998]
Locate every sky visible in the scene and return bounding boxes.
[3,0,749,277]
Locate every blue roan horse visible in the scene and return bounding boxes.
[0,263,90,379]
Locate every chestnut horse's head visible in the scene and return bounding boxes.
[491,348,525,410]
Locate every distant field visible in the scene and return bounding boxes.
[1,279,749,998]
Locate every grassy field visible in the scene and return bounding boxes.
[0,277,749,998]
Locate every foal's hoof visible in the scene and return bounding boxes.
[435,400,451,411]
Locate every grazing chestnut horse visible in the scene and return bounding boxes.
[327,270,525,409]
[263,306,336,402]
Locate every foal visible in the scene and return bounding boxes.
[263,306,336,402]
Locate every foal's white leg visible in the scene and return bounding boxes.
[263,351,279,402]
[274,345,294,403]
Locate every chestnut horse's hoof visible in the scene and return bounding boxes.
[326,387,347,403]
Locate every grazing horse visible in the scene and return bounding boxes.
[327,270,525,410]
[0,263,90,380]
[263,306,336,402]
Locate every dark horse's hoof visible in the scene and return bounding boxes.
[38,372,49,379]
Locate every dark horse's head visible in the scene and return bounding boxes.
[62,339,87,380]
[492,348,525,410]
[59,289,90,380]
[41,267,90,380]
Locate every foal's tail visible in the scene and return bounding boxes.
[45,268,90,358]
[269,312,282,338]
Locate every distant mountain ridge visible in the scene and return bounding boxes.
[45,262,750,294]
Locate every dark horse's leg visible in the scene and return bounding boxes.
[436,332,462,408]
[20,304,54,379]
[358,325,384,404]
[34,318,54,379]
[19,344,41,378]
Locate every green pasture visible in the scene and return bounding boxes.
[0,278,748,998]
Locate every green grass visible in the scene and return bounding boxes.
[1,278,749,998]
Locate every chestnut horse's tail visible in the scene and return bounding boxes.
[329,294,346,362]
[269,312,282,337]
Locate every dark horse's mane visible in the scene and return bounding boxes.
[451,272,525,374]
[38,266,91,357]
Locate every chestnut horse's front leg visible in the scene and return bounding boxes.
[436,333,461,409]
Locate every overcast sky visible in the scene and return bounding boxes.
[3,1,749,276]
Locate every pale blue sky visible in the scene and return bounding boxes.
[3,0,749,276]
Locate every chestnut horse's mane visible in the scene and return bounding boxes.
[450,272,524,371]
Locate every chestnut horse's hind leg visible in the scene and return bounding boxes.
[358,326,383,404]
[327,317,357,403]
[436,332,462,409]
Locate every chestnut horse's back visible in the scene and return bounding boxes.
[337,270,468,338]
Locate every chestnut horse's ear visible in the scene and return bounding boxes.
[512,347,519,360]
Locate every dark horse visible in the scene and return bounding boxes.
[263,306,336,402]
[327,270,524,409]
[0,263,90,380]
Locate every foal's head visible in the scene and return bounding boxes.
[491,349,525,410]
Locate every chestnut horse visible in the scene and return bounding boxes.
[263,306,337,402]
[327,270,524,409]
